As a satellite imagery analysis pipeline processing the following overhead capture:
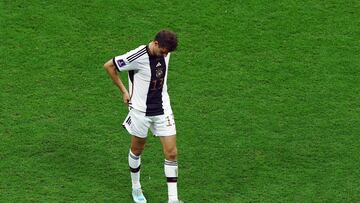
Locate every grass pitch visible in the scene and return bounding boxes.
[1,0,359,202]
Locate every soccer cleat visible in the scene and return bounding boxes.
[168,200,184,203]
[132,188,147,203]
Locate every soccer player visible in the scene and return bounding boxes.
[103,30,183,203]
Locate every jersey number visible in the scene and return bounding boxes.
[151,78,164,91]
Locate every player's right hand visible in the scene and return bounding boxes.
[122,92,130,106]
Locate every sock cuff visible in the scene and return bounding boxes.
[129,150,140,160]
[164,159,178,178]
[129,150,141,169]
[164,159,178,166]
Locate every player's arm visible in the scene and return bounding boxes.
[103,59,130,105]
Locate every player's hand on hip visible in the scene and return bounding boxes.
[122,92,130,106]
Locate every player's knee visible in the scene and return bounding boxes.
[130,136,146,156]
[165,147,177,161]
[131,146,144,156]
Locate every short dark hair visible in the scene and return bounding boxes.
[154,30,178,52]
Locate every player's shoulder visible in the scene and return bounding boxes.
[134,44,147,51]
[127,45,147,55]
[125,45,148,62]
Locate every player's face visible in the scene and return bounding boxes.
[158,47,169,57]
[154,41,169,57]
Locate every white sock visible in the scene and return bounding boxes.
[129,150,141,189]
[164,159,178,201]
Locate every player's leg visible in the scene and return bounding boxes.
[129,135,146,188]
[160,135,177,161]
[130,135,147,156]
[160,135,181,203]
[129,136,147,203]
[123,109,149,203]
[151,113,182,203]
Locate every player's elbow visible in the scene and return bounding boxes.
[103,62,110,70]
[103,60,114,71]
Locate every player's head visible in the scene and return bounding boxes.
[152,30,178,57]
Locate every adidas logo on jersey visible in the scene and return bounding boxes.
[156,62,162,67]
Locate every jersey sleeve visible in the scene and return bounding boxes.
[112,45,146,72]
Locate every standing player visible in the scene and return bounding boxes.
[103,30,183,203]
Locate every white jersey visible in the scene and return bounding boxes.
[113,45,172,116]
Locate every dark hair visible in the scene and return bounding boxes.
[154,30,178,52]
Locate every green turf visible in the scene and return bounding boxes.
[1,0,359,202]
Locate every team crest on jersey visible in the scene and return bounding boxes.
[156,67,163,78]
[155,61,164,78]
[117,59,126,67]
